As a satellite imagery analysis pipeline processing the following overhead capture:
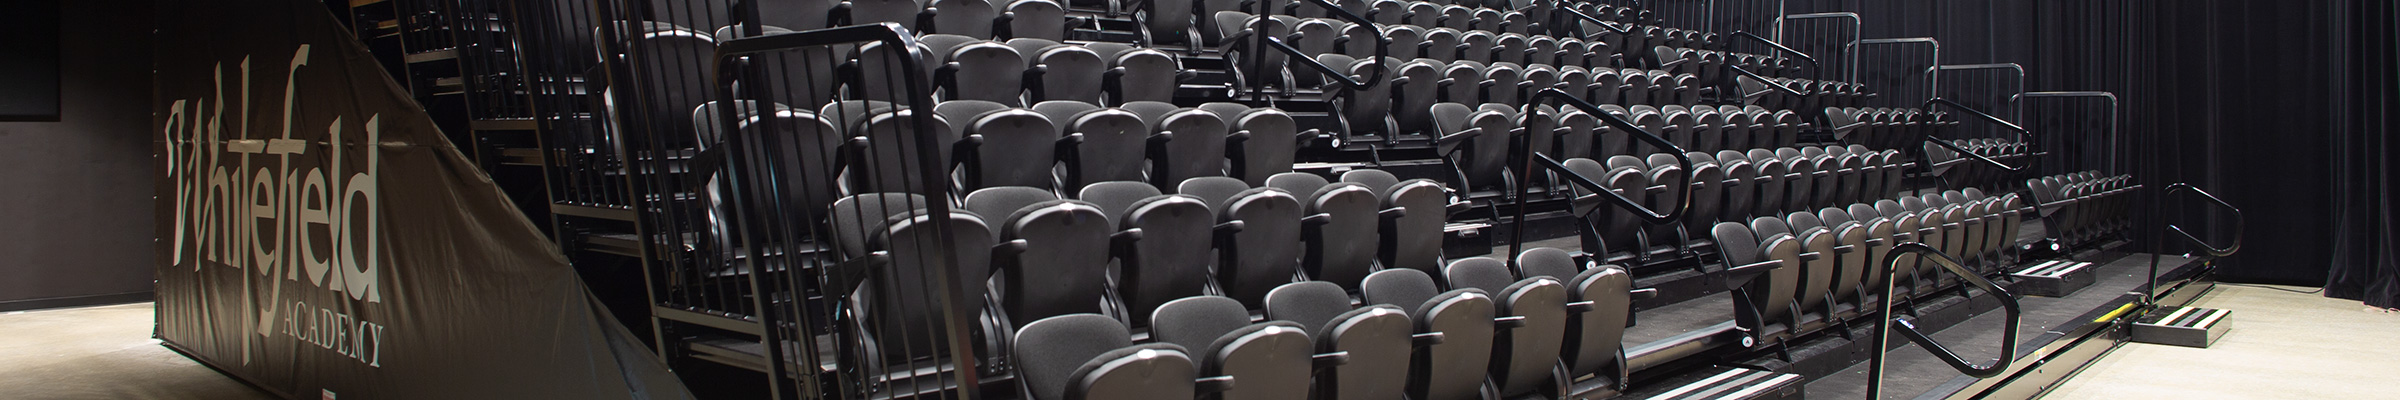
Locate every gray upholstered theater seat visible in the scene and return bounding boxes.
[1150,296,1313,400]
[1014,314,1208,400]
[1713,221,1798,348]
[1513,247,1640,391]
[997,200,1117,324]
[1360,268,1495,400]
[1264,281,1412,400]
[1115,195,1218,326]
[1302,182,1385,291]
[1442,257,1567,399]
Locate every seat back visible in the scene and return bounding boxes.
[1006,0,1068,40]
[1394,60,1445,135]
[1233,108,1300,185]
[1111,48,1184,103]
[1030,44,1106,103]
[1306,183,1383,290]
[1000,200,1115,323]
[964,186,1061,235]
[1177,176,1251,213]
[1219,187,1305,308]
[1458,108,1517,190]
[735,109,845,216]
[853,212,996,370]
[1066,108,1150,188]
[1157,110,1231,184]
[850,110,955,194]
[1120,196,1218,325]
[1077,180,1164,226]
[756,0,836,31]
[855,40,933,103]
[830,193,930,258]
[931,0,998,38]
[1266,172,1330,200]
[851,0,926,29]
[968,109,1060,189]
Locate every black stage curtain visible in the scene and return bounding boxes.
[2325,0,2400,309]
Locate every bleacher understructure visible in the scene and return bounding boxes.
[323,0,2238,398]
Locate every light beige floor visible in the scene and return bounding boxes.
[2042,284,2400,400]
[0,303,275,399]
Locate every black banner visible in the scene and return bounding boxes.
[152,1,692,398]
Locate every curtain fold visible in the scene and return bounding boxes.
[2324,0,2399,309]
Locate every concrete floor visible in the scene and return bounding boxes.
[0,303,274,400]
[1,283,2391,400]
[2041,284,2400,400]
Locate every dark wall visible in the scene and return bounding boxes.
[0,1,159,310]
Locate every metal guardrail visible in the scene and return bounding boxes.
[1247,0,1387,100]
[1868,242,2023,399]
[1508,88,1693,258]
[2147,183,2243,303]
[1727,31,1821,82]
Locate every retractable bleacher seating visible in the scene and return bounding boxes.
[559,0,2144,398]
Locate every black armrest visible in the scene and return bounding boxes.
[1565,300,1597,313]
[993,239,1030,258]
[1494,315,1528,329]
[1302,213,1333,227]
[1631,288,1659,300]
[1435,127,1480,155]
[1832,244,1856,254]
[1411,332,1446,347]
[1796,251,1822,263]
[824,252,891,295]
[1721,259,1782,290]
[1112,228,1145,248]
[1195,376,1236,394]
[995,12,1016,39]
[1378,206,1408,221]
[1023,64,1048,101]
[1311,351,1351,371]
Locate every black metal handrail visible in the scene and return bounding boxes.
[1559,7,1633,35]
[1726,31,1819,81]
[1916,100,2028,173]
[1910,98,2025,134]
[1728,65,1805,97]
[1248,0,1387,100]
[1508,88,1692,258]
[1526,89,1693,223]
[1920,131,2026,172]
[2145,183,2243,303]
[709,23,982,398]
[1869,242,2022,399]
[1261,36,1381,90]
[2162,183,2243,257]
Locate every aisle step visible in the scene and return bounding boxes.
[1627,367,1805,400]
[2130,306,2231,348]
[2009,259,2096,297]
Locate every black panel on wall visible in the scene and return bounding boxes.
[0,0,62,121]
